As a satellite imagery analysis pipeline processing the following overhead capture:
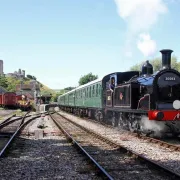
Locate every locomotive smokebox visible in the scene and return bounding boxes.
[160,49,173,69]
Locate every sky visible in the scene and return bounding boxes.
[0,0,180,89]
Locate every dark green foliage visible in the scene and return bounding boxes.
[64,87,75,91]
[78,72,98,86]
[130,56,180,72]
[40,83,43,88]
[52,91,63,102]
[0,76,8,89]
[26,74,33,79]
[26,74,37,80]
[6,77,28,92]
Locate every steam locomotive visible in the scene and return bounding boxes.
[58,49,180,137]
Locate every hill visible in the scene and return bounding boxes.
[0,76,55,95]
[0,75,75,102]
[40,83,56,95]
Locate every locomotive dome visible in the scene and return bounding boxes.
[141,60,153,76]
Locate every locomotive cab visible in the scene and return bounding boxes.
[102,71,140,108]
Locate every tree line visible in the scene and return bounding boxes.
[130,56,180,72]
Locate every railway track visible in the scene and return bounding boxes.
[66,111,180,151]
[49,111,178,180]
[0,114,17,126]
[57,110,180,178]
[0,111,46,157]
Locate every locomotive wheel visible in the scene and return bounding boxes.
[128,121,139,133]
[112,114,118,127]
[99,112,104,122]
[117,114,123,128]
[118,113,128,129]
[95,111,103,122]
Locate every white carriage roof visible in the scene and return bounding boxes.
[59,77,103,97]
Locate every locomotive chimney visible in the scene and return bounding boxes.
[160,49,173,69]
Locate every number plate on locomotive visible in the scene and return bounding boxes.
[164,77,176,81]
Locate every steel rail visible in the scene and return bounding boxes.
[56,112,180,179]
[0,115,31,129]
[0,114,16,126]
[134,133,180,151]
[0,111,51,130]
[49,112,114,180]
[0,113,43,158]
[64,110,180,151]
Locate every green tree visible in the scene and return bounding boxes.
[78,72,98,86]
[0,76,8,89]
[6,77,21,92]
[130,56,180,72]
[52,91,64,102]
[26,74,37,80]
[64,87,75,91]
[27,74,33,79]
[32,76,37,80]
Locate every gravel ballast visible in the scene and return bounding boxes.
[58,111,180,175]
[0,135,102,180]
[0,114,102,180]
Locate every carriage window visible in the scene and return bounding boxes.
[89,87,91,97]
[96,84,98,96]
[92,85,95,97]
[99,85,101,94]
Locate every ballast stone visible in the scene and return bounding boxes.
[34,129,44,139]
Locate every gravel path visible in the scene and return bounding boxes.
[58,111,180,175]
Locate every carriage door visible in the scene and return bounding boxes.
[106,74,117,107]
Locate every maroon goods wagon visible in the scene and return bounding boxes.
[2,92,16,108]
[0,94,2,107]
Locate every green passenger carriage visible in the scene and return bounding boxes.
[58,71,143,124]
[58,78,102,110]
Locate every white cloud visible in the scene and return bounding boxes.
[114,0,168,57]
[137,33,157,57]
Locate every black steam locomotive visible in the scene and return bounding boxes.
[58,49,180,137]
[108,49,180,136]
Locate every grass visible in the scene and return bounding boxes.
[14,109,26,116]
